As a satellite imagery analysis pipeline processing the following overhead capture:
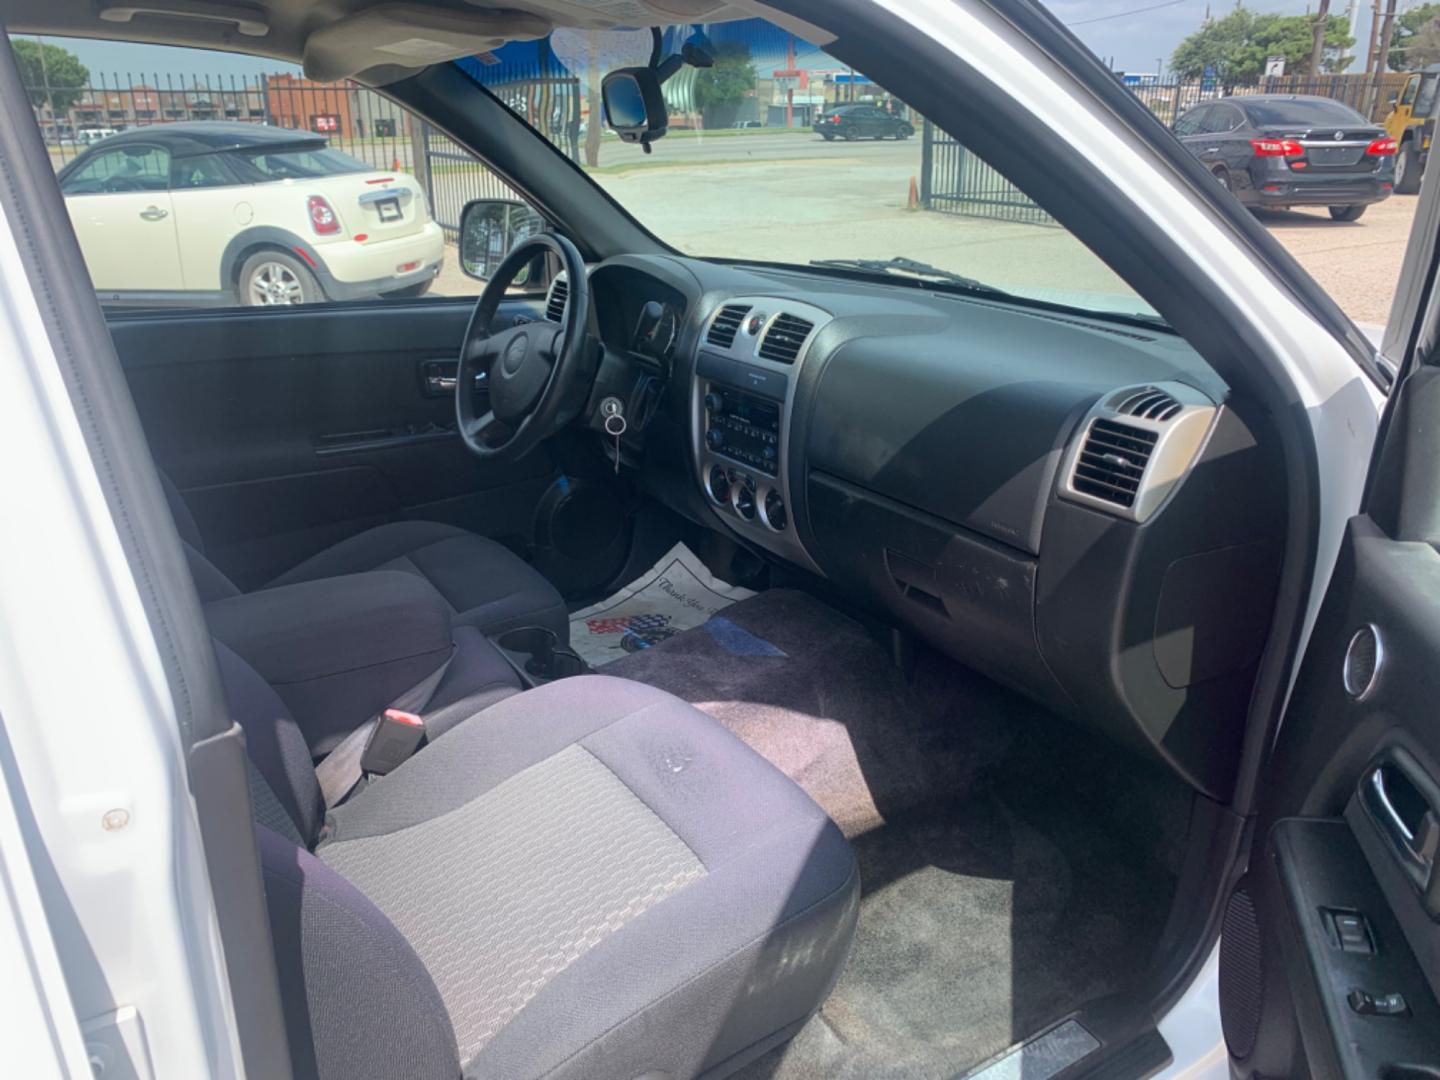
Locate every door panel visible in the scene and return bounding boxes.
[108,298,557,590]
[67,191,182,291]
[1226,89,1440,1078]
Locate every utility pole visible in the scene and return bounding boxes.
[1364,0,1381,74]
[1309,0,1332,75]
[1367,0,1398,115]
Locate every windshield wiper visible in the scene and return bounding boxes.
[808,256,1015,298]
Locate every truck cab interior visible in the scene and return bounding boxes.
[5,2,1440,1080]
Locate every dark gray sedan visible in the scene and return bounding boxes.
[1173,94,1396,220]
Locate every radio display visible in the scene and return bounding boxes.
[705,386,781,475]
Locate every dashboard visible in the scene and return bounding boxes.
[560,254,1287,803]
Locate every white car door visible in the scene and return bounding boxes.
[61,142,183,295]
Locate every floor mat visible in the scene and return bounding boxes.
[567,542,754,668]
[605,589,1187,1080]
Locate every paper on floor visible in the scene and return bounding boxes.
[569,542,754,667]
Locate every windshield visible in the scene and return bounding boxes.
[453,18,1159,323]
[1242,98,1368,127]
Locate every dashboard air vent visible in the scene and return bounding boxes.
[758,313,815,363]
[707,303,750,348]
[1072,418,1157,509]
[545,276,568,322]
[1114,386,1182,421]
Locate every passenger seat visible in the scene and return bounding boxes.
[161,473,569,641]
[223,643,860,1079]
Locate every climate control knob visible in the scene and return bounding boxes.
[705,427,725,449]
[762,489,788,531]
[733,485,756,520]
[704,392,724,413]
[707,465,730,505]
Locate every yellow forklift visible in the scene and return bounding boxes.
[1385,63,1440,193]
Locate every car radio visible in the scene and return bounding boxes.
[703,386,781,475]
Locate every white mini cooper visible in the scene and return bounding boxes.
[58,120,444,306]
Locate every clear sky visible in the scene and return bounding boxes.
[18,0,1393,83]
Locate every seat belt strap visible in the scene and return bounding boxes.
[315,649,453,809]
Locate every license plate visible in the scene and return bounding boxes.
[376,197,402,222]
[1307,146,1363,166]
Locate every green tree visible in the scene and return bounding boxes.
[692,42,755,126]
[1171,10,1353,81]
[1389,3,1440,70]
[10,38,89,111]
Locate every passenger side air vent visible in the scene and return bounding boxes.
[706,303,750,348]
[545,275,568,322]
[1114,386,1182,421]
[757,313,815,364]
[1072,419,1157,509]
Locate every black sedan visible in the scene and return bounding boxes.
[813,104,914,141]
[1172,94,1396,220]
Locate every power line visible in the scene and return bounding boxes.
[1066,0,1191,27]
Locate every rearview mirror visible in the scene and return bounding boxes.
[458,199,545,280]
[602,68,668,148]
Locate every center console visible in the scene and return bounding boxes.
[691,296,831,572]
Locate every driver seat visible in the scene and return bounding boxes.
[161,474,569,641]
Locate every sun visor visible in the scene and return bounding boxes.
[303,4,552,81]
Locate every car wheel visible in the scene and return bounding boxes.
[821,133,835,141]
[842,125,859,141]
[896,125,913,140]
[1328,204,1367,222]
[239,250,323,306]
[1396,140,1422,195]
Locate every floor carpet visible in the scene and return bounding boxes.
[605,589,1189,1080]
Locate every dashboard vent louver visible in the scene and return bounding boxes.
[757,313,814,363]
[707,303,750,348]
[1114,386,1182,421]
[545,276,568,322]
[1072,419,1158,509]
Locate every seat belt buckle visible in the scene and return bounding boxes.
[359,709,426,776]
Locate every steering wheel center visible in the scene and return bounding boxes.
[501,333,529,375]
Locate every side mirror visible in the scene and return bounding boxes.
[458,199,545,281]
[602,68,668,148]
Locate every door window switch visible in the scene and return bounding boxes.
[1348,989,1410,1017]
[1326,909,1374,953]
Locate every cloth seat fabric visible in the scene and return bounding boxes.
[221,645,859,1080]
[161,473,568,640]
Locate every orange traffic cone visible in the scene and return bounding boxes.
[392,155,403,172]
[907,176,919,210]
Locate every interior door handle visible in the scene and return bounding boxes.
[1361,762,1440,898]
[139,206,169,221]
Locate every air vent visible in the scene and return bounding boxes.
[1114,386,1182,421]
[758,313,814,364]
[545,276,568,322]
[1072,418,1157,508]
[706,303,750,348]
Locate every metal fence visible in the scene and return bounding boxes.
[919,122,1056,226]
[922,72,1411,227]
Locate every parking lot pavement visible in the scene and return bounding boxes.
[1258,195,1414,328]
[430,136,1414,329]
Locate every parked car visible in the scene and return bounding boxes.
[812,103,914,140]
[75,126,118,145]
[1173,94,1396,220]
[732,119,763,129]
[57,121,443,305]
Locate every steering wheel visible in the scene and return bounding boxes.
[456,232,592,461]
